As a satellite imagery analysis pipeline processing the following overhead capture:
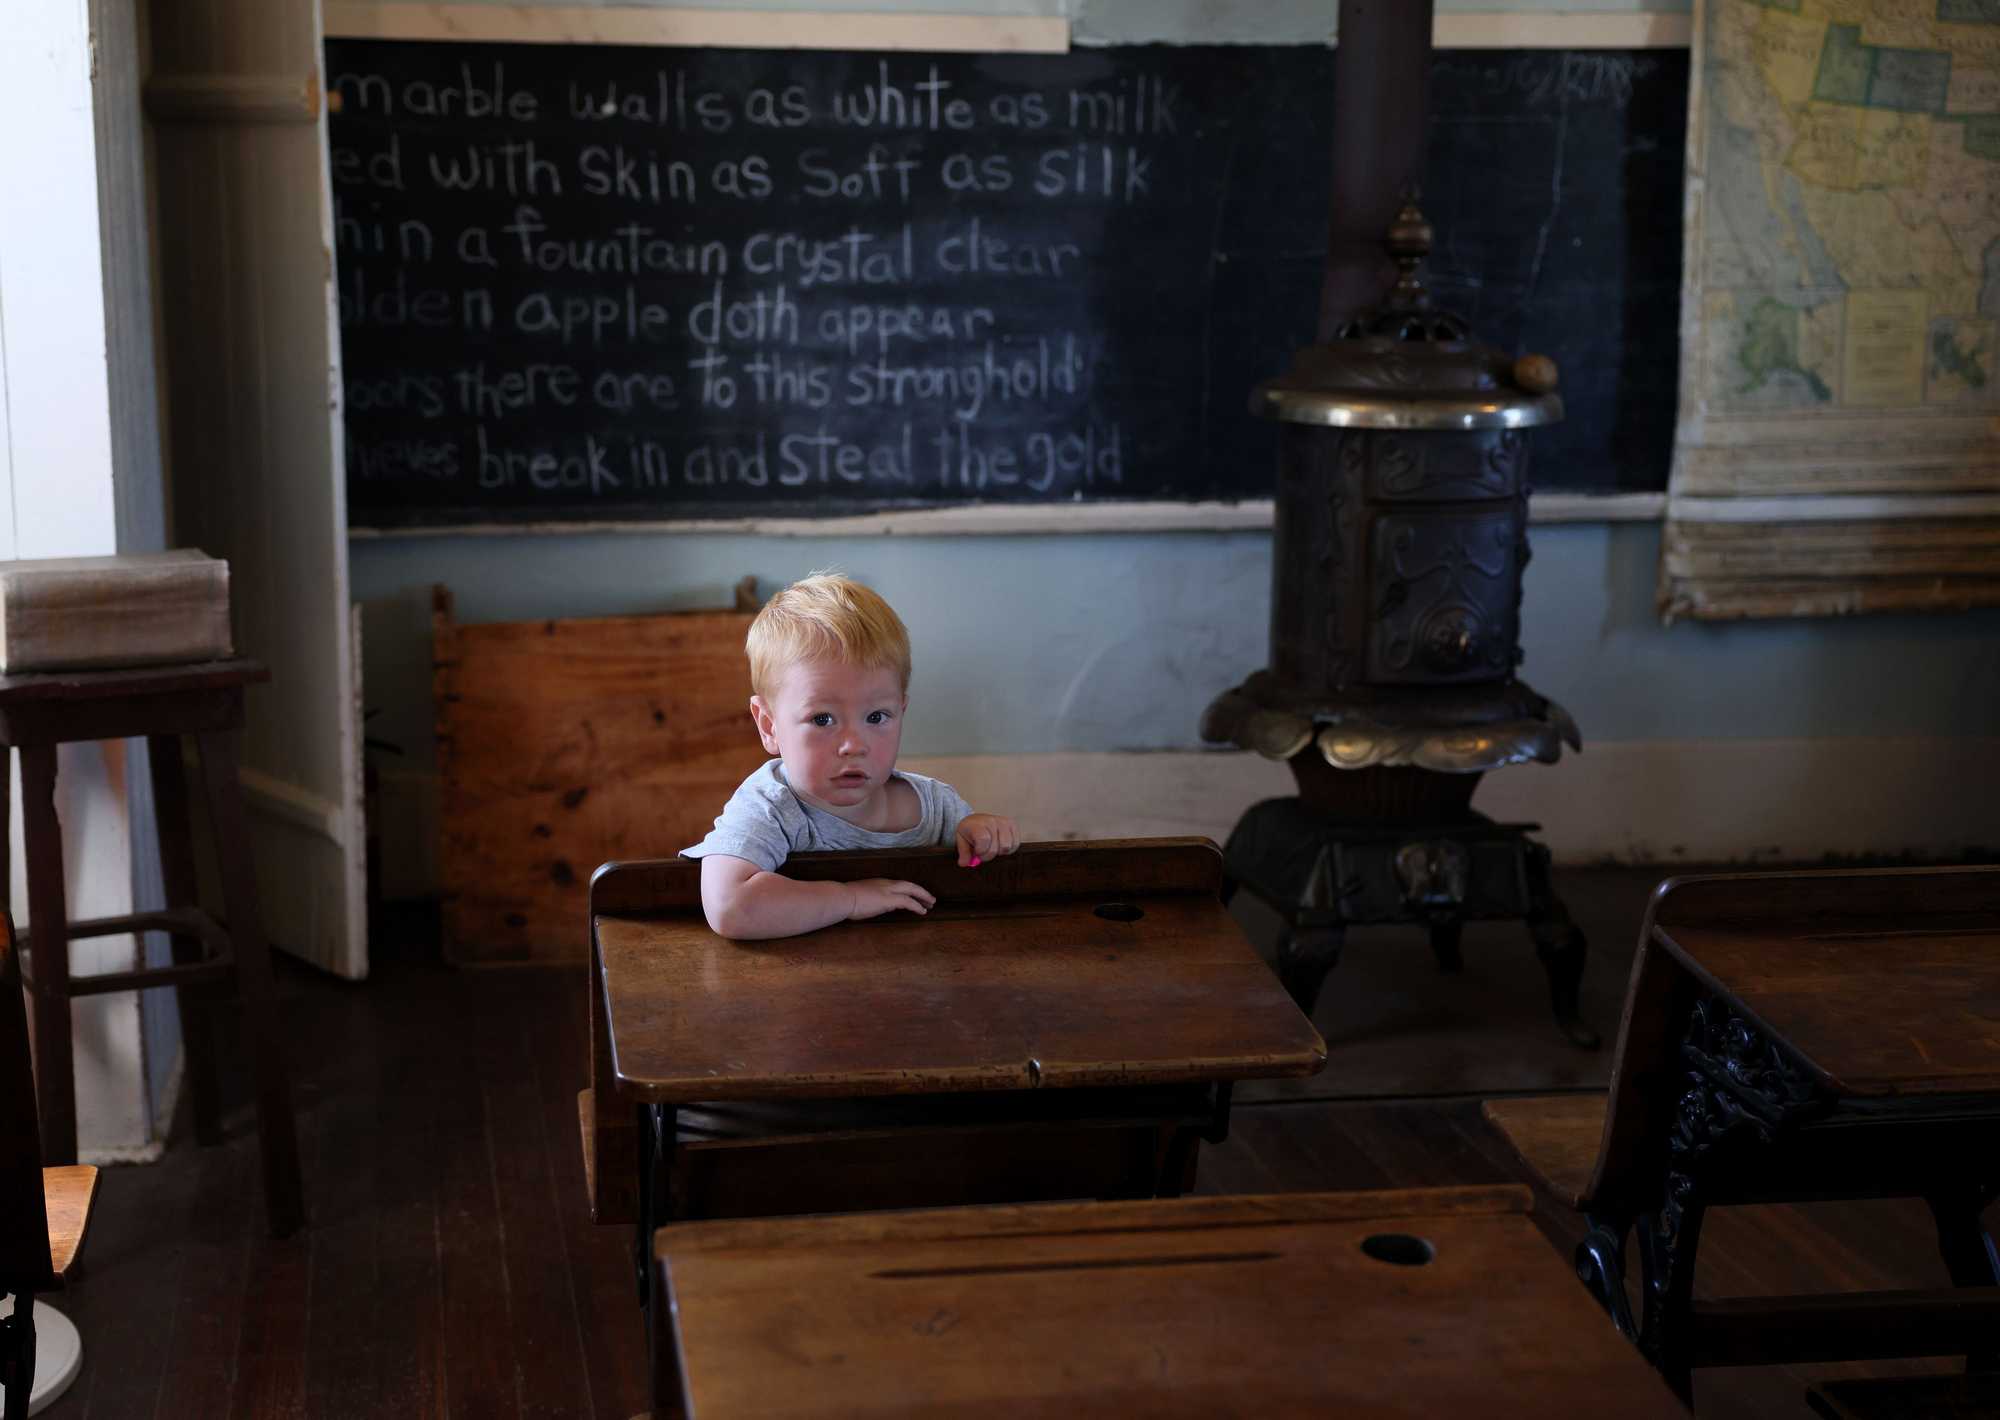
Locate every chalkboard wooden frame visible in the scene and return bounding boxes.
[323,4,1072,55]
[320,5,1694,53]
[328,38,1688,530]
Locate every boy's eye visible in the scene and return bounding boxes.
[866,709,891,725]
[810,713,834,728]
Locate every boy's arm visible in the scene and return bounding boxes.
[699,854,936,939]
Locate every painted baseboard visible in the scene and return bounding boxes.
[74,1035,178,1167]
[908,740,2000,866]
[376,737,2000,903]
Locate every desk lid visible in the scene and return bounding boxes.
[592,839,1326,1101]
[658,1185,1685,1419]
[1648,867,2000,1098]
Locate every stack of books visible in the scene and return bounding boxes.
[0,550,232,673]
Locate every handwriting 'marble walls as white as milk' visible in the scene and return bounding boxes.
[328,54,1197,505]
[333,56,1179,141]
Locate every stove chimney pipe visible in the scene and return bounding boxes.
[1320,0,1436,340]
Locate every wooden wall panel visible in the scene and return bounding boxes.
[433,587,763,964]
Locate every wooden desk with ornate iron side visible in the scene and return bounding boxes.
[1485,865,2000,1399]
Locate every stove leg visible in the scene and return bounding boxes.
[1523,843,1600,1050]
[1428,920,1463,973]
[1276,925,1343,1016]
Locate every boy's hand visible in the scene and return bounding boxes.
[845,878,936,921]
[955,813,1020,868]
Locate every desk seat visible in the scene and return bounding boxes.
[1480,1093,1605,1210]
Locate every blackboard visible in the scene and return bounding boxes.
[326,41,1686,527]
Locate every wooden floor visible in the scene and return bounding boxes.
[33,901,1991,1420]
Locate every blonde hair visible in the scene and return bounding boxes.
[747,572,912,698]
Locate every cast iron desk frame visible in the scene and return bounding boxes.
[1567,866,2000,1400]
[584,839,1327,1412]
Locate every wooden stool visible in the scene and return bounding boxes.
[0,660,303,1238]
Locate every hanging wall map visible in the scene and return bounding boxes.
[1664,0,2000,618]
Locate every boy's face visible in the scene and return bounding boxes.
[749,658,907,819]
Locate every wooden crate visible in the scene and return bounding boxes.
[432,585,766,965]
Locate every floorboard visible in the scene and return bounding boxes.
[28,886,1995,1420]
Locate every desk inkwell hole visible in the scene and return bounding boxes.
[1094,903,1145,922]
[1359,1233,1435,1267]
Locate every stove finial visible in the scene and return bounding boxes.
[1384,197,1434,311]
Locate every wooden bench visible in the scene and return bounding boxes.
[1484,866,2000,1400]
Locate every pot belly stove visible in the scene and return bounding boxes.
[1201,201,1599,1050]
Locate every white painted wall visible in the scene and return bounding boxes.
[342,0,2000,879]
[2,2,119,558]
[1,0,173,1160]
[91,0,180,1136]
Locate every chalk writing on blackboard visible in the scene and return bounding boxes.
[331,55,1186,514]
[327,43,1685,526]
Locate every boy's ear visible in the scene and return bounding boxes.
[748,695,782,755]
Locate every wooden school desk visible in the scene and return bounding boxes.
[1485,865,2000,1400]
[581,838,1327,1409]
[653,1184,1689,1418]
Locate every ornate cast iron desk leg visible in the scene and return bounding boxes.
[1637,996,1824,1402]
[1575,1213,1638,1341]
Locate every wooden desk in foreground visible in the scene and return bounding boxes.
[656,1184,1688,1418]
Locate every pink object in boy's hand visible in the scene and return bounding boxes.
[969,856,982,868]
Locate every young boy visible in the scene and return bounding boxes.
[684,572,1019,939]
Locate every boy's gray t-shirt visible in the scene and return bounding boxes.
[682,759,975,871]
